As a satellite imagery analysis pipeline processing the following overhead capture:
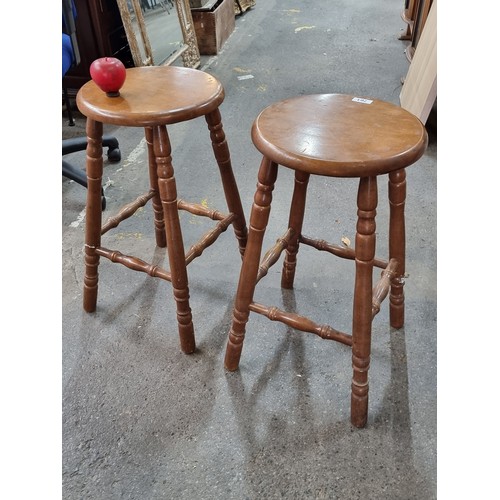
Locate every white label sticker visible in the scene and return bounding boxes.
[352,97,373,104]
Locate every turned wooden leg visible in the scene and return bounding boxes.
[83,118,103,313]
[281,170,310,289]
[224,158,279,371]
[351,176,378,428]
[388,168,407,329]
[153,125,195,354]
[145,127,166,248]
[205,109,248,257]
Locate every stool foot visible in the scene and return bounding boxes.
[388,169,407,329]
[281,170,310,289]
[351,389,369,428]
[173,286,195,354]
[224,338,243,371]
[83,247,99,313]
[83,279,98,313]
[225,308,251,370]
[390,278,405,329]
[179,325,196,354]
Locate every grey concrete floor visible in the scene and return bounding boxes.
[62,1,437,498]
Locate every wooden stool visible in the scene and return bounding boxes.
[224,94,428,427]
[76,66,248,354]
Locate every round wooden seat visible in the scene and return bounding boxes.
[251,94,428,177]
[224,93,428,428]
[77,66,225,127]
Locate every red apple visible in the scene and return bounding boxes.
[89,57,126,97]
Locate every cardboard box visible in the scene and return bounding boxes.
[191,0,235,55]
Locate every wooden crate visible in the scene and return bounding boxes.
[191,0,235,55]
[189,0,210,7]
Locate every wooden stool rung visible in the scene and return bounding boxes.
[300,234,388,269]
[256,228,295,283]
[95,246,172,281]
[101,190,156,235]
[177,199,227,221]
[372,258,399,318]
[249,301,352,346]
[184,213,236,265]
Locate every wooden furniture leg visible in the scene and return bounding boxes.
[281,170,310,289]
[225,158,279,370]
[153,125,195,354]
[145,127,167,248]
[388,168,407,329]
[205,109,248,257]
[351,176,378,428]
[83,118,103,313]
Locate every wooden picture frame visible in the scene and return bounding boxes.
[116,0,200,69]
[234,0,255,14]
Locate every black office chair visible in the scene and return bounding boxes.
[63,136,120,210]
[62,0,121,210]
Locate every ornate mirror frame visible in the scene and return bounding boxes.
[116,0,200,69]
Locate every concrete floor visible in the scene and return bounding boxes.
[62,0,437,498]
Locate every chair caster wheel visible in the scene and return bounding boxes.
[107,147,121,163]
